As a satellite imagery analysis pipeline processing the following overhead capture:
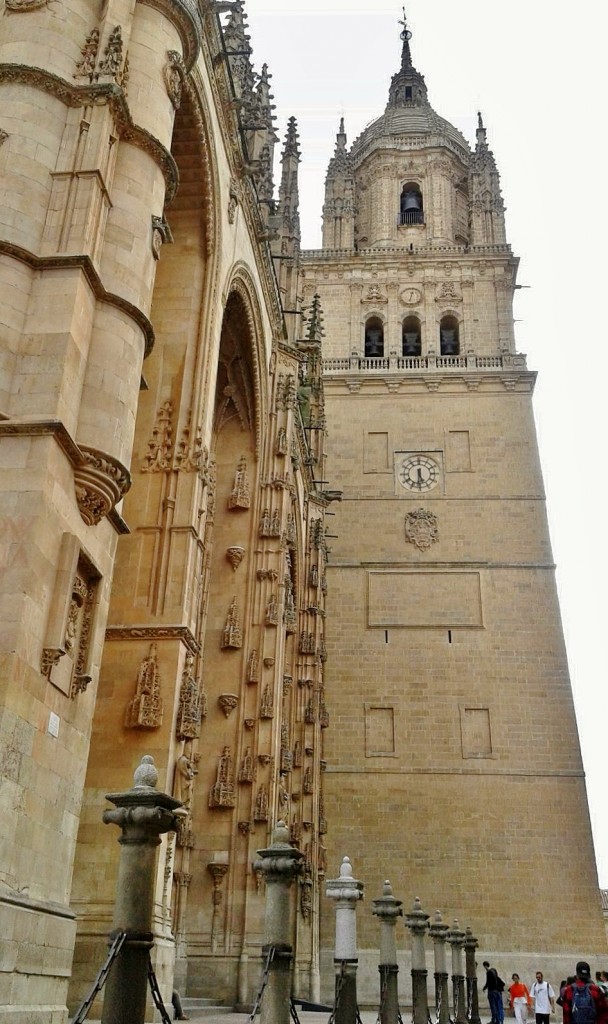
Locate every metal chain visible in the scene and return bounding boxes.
[451,983,459,1024]
[71,931,127,1024]
[466,981,473,1022]
[376,965,390,1024]
[328,961,348,1024]
[147,957,172,1024]
[247,945,276,1024]
[435,980,443,1024]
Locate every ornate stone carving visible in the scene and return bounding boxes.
[221,597,242,649]
[285,514,296,548]
[265,593,279,626]
[124,643,164,729]
[247,649,259,683]
[303,767,314,795]
[228,178,241,224]
[228,455,250,510]
[238,820,253,835]
[254,783,269,822]
[74,445,130,526]
[276,374,297,410]
[436,281,462,303]
[41,647,63,676]
[98,26,124,79]
[299,631,315,656]
[244,718,255,730]
[404,507,439,551]
[173,754,197,809]
[226,546,245,571]
[74,28,100,79]
[275,427,288,456]
[218,693,239,718]
[238,747,254,783]
[309,564,319,588]
[305,697,316,725]
[293,741,302,768]
[151,215,173,260]
[175,815,195,848]
[260,685,274,719]
[0,129,7,146]
[361,284,388,304]
[5,0,49,9]
[209,746,235,808]
[176,653,203,740]
[142,400,173,472]
[300,868,313,918]
[260,508,281,538]
[65,569,96,697]
[257,568,279,581]
[164,50,185,109]
[175,418,205,473]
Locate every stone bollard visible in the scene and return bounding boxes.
[446,919,467,1024]
[429,910,450,1024]
[326,857,364,1024]
[254,820,304,1024]
[464,927,481,1024]
[404,897,430,1024]
[372,881,403,1024]
[101,755,181,1024]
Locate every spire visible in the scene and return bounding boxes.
[476,110,488,149]
[283,115,301,160]
[398,6,413,70]
[470,114,506,245]
[322,117,355,249]
[387,8,428,109]
[304,293,325,346]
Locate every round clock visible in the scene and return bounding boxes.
[398,454,440,492]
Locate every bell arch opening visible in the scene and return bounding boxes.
[400,182,424,225]
[439,314,460,356]
[402,315,422,357]
[364,315,385,357]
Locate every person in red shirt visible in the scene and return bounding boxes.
[561,962,608,1024]
[509,974,533,1024]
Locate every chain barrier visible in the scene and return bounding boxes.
[290,997,303,1024]
[451,982,459,1024]
[376,967,388,1024]
[247,945,276,1024]
[148,957,173,1024]
[328,960,348,1024]
[435,980,443,1024]
[466,981,473,1022]
[71,931,127,1024]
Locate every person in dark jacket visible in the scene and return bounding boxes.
[560,962,608,1024]
[483,960,505,1024]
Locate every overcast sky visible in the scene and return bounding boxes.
[239,1,608,885]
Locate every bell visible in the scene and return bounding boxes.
[440,328,458,355]
[402,191,421,212]
[402,331,420,356]
[365,328,383,356]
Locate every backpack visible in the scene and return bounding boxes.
[496,976,505,993]
[572,984,597,1024]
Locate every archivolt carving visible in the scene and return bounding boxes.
[164,50,186,109]
[5,0,50,10]
[221,266,268,459]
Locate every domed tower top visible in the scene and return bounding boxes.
[321,9,506,250]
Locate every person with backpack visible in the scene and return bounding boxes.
[483,961,506,1024]
[530,971,556,1024]
[560,961,608,1024]
[509,974,533,1024]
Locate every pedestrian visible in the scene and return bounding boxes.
[597,974,608,998]
[483,961,506,1024]
[530,971,556,1024]
[559,961,608,1024]
[172,989,189,1021]
[509,973,532,1024]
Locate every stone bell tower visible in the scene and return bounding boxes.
[301,12,606,999]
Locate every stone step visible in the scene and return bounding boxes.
[181,998,233,1013]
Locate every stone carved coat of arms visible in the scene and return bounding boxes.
[404,508,438,551]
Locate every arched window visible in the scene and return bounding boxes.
[402,316,421,356]
[439,315,460,356]
[400,182,424,225]
[364,316,384,358]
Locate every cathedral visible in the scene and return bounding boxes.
[0,1,605,1021]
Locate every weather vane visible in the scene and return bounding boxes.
[399,6,412,42]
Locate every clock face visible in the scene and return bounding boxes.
[398,454,440,492]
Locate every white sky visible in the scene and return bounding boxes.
[241,0,608,885]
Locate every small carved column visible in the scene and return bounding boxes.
[208,862,230,954]
[101,756,181,1024]
[447,920,467,1024]
[464,927,481,1024]
[372,880,403,1024]
[429,911,450,1024]
[404,897,430,1024]
[326,857,364,1024]
[254,821,304,1024]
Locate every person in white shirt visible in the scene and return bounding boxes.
[530,971,556,1024]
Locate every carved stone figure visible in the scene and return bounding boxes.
[173,754,197,809]
[176,653,203,740]
[228,455,250,510]
[124,643,164,729]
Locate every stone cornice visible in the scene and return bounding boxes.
[105,624,200,653]
[0,889,76,921]
[0,419,131,532]
[0,64,179,203]
[301,243,515,262]
[0,241,155,357]
[322,369,537,395]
